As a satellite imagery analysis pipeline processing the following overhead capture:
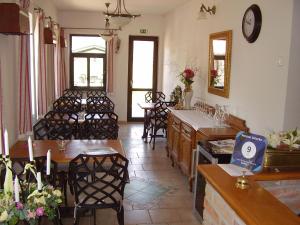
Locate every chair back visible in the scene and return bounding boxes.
[87,90,106,98]
[152,101,176,129]
[33,118,75,140]
[86,96,114,113]
[80,112,119,140]
[63,89,83,98]
[145,91,165,103]
[53,96,82,113]
[69,153,129,207]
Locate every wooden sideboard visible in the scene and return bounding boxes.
[167,109,249,190]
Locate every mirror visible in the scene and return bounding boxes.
[208,30,232,98]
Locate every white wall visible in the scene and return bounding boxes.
[163,0,296,134]
[283,0,300,130]
[58,11,165,121]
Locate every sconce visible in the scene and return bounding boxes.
[198,3,216,20]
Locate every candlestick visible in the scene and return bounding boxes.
[14,176,19,202]
[28,137,33,162]
[46,150,51,175]
[37,172,42,191]
[4,129,9,156]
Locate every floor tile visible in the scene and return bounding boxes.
[124,210,152,224]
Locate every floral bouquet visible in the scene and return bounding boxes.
[0,157,63,225]
[266,128,300,150]
[178,68,196,91]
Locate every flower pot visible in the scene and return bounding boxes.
[263,148,300,171]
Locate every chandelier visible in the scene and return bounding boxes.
[103,0,141,28]
[100,17,115,41]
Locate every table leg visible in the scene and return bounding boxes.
[141,109,148,142]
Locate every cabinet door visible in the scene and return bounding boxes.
[180,132,192,175]
[172,127,181,165]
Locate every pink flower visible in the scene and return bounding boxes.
[36,207,44,217]
[183,69,195,79]
[27,210,36,219]
[16,202,24,210]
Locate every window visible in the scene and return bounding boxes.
[70,35,106,89]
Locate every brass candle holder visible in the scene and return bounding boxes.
[235,171,250,189]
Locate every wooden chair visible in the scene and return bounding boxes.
[87,90,106,98]
[63,89,83,98]
[79,112,119,140]
[68,153,129,225]
[148,101,176,149]
[53,96,82,113]
[145,91,165,103]
[33,118,75,140]
[86,96,115,113]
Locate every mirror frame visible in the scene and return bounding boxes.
[208,30,232,98]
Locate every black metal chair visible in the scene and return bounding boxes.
[33,118,75,140]
[148,101,176,150]
[87,90,106,98]
[79,112,119,139]
[145,91,166,103]
[63,89,83,98]
[53,97,82,113]
[86,96,115,113]
[44,111,79,138]
[68,153,129,225]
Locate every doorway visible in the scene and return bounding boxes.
[127,36,158,121]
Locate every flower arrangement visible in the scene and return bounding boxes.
[266,128,300,150]
[178,68,196,91]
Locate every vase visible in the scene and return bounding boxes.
[184,89,193,109]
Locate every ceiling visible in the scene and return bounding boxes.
[52,0,190,15]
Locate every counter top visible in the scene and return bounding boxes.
[198,165,300,225]
[169,108,215,130]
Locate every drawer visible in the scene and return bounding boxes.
[172,116,181,130]
[181,122,194,139]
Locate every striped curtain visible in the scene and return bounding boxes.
[18,0,32,134]
[36,11,48,116]
[106,37,114,93]
[54,27,67,98]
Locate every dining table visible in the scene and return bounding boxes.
[10,139,126,164]
[138,102,156,142]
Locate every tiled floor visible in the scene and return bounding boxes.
[61,123,201,225]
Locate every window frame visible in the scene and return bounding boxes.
[69,34,107,90]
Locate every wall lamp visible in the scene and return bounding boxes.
[198,3,216,20]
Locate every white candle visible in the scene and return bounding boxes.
[46,150,51,175]
[4,129,9,156]
[28,137,33,162]
[37,172,42,191]
[14,176,19,202]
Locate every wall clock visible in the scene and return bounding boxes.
[242,4,262,43]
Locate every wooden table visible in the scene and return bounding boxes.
[138,102,156,142]
[10,139,126,164]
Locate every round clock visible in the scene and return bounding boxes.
[242,4,262,43]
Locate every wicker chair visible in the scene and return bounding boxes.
[87,90,106,98]
[53,97,82,113]
[63,89,83,98]
[69,153,129,225]
[86,96,115,113]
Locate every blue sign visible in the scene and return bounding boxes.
[231,132,267,173]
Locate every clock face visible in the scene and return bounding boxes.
[242,4,262,43]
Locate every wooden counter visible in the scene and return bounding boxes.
[198,165,300,225]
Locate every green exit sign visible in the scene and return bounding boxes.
[140,29,148,34]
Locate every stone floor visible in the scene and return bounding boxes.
[60,123,201,225]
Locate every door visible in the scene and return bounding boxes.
[127,36,158,121]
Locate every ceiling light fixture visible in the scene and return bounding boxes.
[103,0,141,28]
[100,17,115,42]
[198,3,216,20]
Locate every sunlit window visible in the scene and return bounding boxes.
[70,35,106,89]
